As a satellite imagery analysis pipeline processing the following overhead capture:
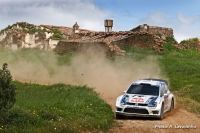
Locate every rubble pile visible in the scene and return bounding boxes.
[175,42,200,51]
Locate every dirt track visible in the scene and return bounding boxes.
[102,96,200,133]
[19,80,200,133]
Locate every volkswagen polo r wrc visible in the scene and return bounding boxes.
[115,79,174,120]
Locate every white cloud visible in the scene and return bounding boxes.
[0,0,111,31]
[138,11,200,42]
[177,12,199,24]
[138,12,171,27]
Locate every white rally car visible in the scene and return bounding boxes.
[115,79,174,120]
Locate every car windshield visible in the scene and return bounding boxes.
[126,84,159,96]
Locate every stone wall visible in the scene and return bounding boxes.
[23,32,46,48]
[0,32,7,41]
[0,31,19,48]
[0,22,60,50]
[0,22,177,54]
[176,39,200,50]
[131,24,173,37]
[54,41,113,56]
[0,29,54,50]
[54,31,175,55]
[48,39,60,50]
[111,32,155,50]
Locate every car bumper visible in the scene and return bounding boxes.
[115,105,161,117]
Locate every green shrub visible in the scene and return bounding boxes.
[163,41,176,52]
[7,107,40,126]
[38,110,57,121]
[123,44,132,53]
[180,39,189,45]
[0,63,16,116]
[28,27,47,34]
[191,38,198,42]
[166,35,175,42]
[162,35,177,52]
[53,33,62,39]
[51,28,63,39]
[18,22,27,28]
[180,38,199,45]
[0,25,12,34]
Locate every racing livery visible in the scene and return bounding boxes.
[115,79,174,120]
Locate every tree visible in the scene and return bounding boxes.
[0,63,16,114]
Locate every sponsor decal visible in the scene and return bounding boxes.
[131,98,144,103]
[148,96,158,104]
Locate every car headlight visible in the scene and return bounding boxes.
[125,95,129,102]
[121,95,129,105]
[148,102,157,107]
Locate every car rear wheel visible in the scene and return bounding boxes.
[116,114,124,119]
[158,104,164,120]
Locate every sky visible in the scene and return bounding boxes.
[0,0,200,42]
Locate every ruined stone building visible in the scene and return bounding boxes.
[0,20,176,55]
[130,24,173,37]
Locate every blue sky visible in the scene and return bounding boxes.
[0,0,200,42]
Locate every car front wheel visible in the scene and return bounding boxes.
[116,114,124,119]
[158,104,164,120]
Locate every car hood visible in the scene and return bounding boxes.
[125,94,158,104]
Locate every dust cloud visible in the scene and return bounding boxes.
[0,45,166,104]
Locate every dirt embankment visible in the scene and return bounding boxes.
[3,44,200,133]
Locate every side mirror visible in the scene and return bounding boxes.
[123,90,126,93]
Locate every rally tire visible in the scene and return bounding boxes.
[169,99,174,112]
[116,114,124,119]
[158,104,164,120]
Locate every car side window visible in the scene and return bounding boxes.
[160,84,165,97]
[163,83,168,94]
[165,84,168,91]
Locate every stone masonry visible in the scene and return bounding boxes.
[0,22,178,55]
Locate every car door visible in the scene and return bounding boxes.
[160,83,167,112]
[163,83,171,111]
